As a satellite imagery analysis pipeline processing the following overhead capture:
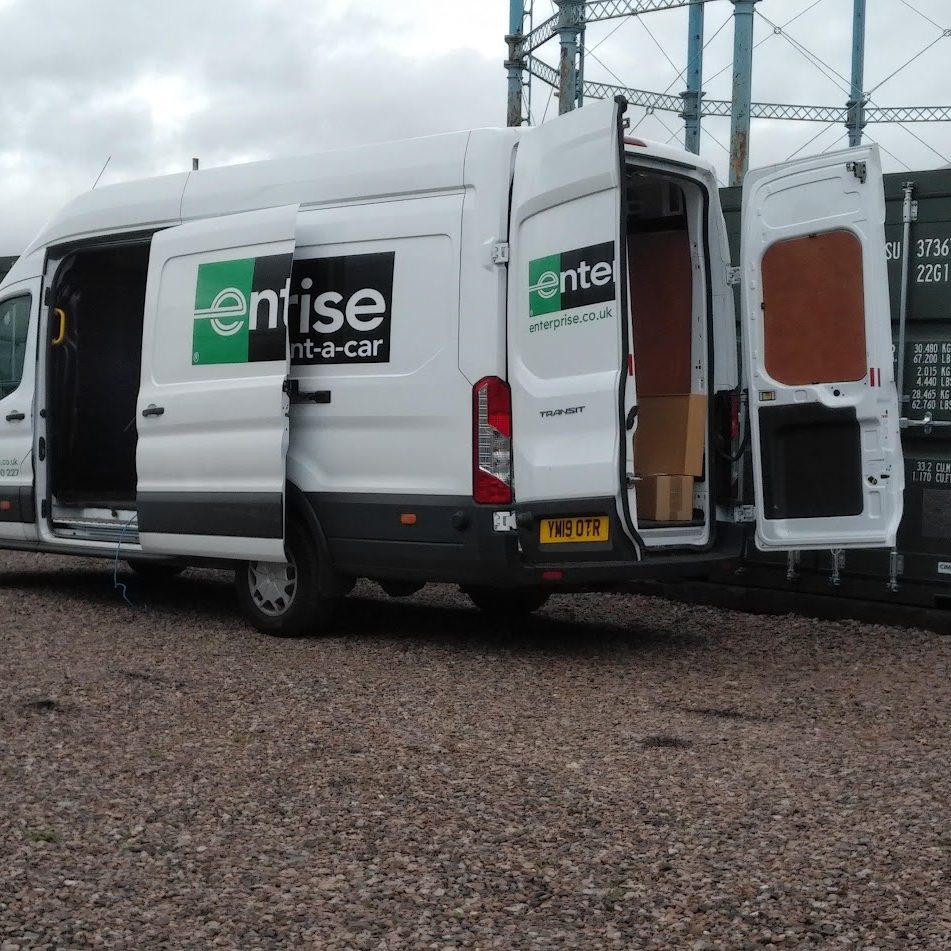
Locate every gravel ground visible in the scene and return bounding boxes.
[0,551,948,950]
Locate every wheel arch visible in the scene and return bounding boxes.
[285,482,347,596]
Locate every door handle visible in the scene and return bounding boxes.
[141,405,165,418]
[5,411,25,422]
[51,308,67,346]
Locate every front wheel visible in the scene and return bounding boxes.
[235,522,336,637]
[462,587,550,618]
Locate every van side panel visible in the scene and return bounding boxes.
[288,193,477,573]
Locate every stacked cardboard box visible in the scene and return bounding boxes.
[634,394,706,522]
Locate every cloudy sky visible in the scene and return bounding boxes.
[0,0,949,253]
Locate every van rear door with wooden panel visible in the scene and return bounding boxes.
[741,146,904,550]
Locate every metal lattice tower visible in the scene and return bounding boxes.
[505,0,951,184]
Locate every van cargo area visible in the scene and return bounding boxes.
[626,170,710,545]
[47,242,148,538]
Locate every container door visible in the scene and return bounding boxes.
[508,97,640,557]
[137,205,297,560]
[742,146,904,550]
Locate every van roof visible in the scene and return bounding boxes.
[23,130,477,256]
[18,124,717,265]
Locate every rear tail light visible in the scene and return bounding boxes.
[473,376,512,504]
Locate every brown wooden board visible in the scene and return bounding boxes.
[628,230,692,395]
[762,230,867,385]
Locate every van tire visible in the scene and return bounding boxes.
[235,521,336,637]
[462,587,550,617]
[128,561,184,581]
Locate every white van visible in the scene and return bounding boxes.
[0,98,903,635]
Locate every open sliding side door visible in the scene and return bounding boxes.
[741,146,903,550]
[508,96,641,558]
[136,204,297,561]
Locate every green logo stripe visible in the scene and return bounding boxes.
[528,252,562,317]
[192,258,255,365]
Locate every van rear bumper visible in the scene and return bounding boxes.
[305,492,742,590]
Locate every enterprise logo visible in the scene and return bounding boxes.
[528,241,617,318]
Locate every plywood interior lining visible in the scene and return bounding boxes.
[628,229,693,396]
[761,230,867,385]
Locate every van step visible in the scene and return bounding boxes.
[52,518,140,545]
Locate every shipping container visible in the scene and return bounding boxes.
[720,167,951,608]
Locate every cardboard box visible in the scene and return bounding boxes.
[636,474,694,522]
[634,394,707,477]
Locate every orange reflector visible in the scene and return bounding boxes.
[542,570,563,581]
[400,513,417,525]
[0,500,10,511]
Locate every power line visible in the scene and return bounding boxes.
[754,8,852,96]
[785,121,840,162]
[521,88,536,127]
[820,132,848,155]
[896,0,947,34]
[541,83,555,123]
[635,14,683,80]
[585,47,634,93]
[660,10,732,94]
[701,123,730,156]
[897,122,951,166]
[587,12,630,55]
[868,33,948,96]
[705,0,828,86]
[864,135,914,172]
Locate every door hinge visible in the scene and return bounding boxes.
[847,160,867,184]
[726,266,741,286]
[43,287,51,306]
[41,499,49,519]
[283,379,331,404]
[491,242,510,265]
[732,503,756,523]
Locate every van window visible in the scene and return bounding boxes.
[0,294,31,400]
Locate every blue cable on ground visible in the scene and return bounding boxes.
[112,514,138,607]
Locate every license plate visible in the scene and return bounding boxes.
[539,516,610,545]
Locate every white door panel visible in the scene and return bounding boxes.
[137,204,297,560]
[508,98,640,555]
[742,146,903,550]
[287,196,467,497]
[0,280,39,540]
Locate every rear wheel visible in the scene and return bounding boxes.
[235,521,336,637]
[462,587,550,618]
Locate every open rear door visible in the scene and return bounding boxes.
[508,97,641,559]
[742,146,903,550]
[137,204,297,560]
